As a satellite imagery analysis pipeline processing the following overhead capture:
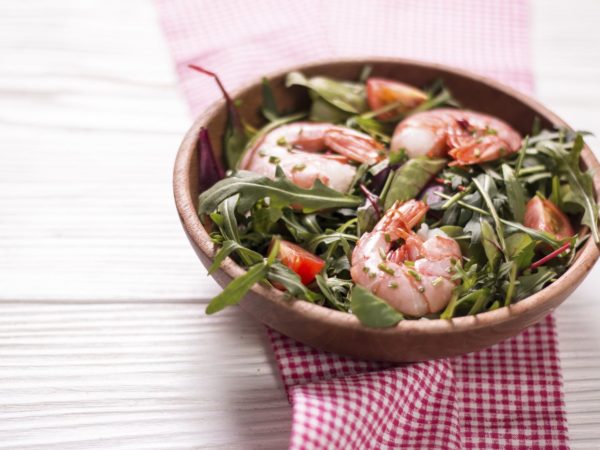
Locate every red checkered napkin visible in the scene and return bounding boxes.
[269,317,567,449]
[156,0,569,447]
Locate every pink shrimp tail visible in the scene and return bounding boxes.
[373,200,428,240]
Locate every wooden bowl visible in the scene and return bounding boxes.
[174,58,600,362]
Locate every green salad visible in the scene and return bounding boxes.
[190,64,598,327]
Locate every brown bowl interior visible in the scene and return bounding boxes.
[174,58,600,362]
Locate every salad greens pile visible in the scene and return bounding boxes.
[191,65,598,327]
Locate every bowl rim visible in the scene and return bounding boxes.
[174,56,600,336]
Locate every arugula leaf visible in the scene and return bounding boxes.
[514,136,529,176]
[473,175,506,251]
[251,204,282,234]
[212,196,262,267]
[208,240,262,274]
[501,164,526,222]
[306,232,358,253]
[436,191,562,248]
[261,77,279,121]
[502,220,561,248]
[350,285,403,328]
[383,158,447,210]
[357,200,379,235]
[267,262,321,302]
[348,115,393,143]
[467,288,491,315]
[217,196,241,242]
[316,274,352,311]
[310,98,354,123]
[550,175,562,209]
[198,169,362,215]
[286,71,366,113]
[480,219,500,270]
[205,262,269,314]
[358,65,372,83]
[503,261,518,306]
[505,233,535,270]
[280,210,314,242]
[412,85,458,114]
[224,119,248,169]
[514,267,556,300]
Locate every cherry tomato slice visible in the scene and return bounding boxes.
[366,77,427,120]
[524,196,574,240]
[274,239,325,285]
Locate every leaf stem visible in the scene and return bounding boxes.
[473,177,506,252]
[504,262,518,306]
[530,242,571,270]
[441,185,473,209]
[515,135,529,176]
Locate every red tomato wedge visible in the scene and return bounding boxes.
[524,196,574,240]
[366,77,428,120]
[274,239,325,285]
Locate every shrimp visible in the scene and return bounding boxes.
[240,123,385,192]
[390,108,522,166]
[350,199,462,317]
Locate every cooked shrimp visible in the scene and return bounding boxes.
[240,123,385,192]
[391,108,522,166]
[350,199,462,316]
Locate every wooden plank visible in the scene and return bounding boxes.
[0,302,291,450]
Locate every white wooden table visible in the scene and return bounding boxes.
[1,0,599,448]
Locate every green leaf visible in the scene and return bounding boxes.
[383,158,447,210]
[224,118,248,169]
[286,71,367,115]
[357,200,379,235]
[251,204,282,234]
[348,115,392,143]
[261,77,279,121]
[514,135,529,176]
[505,233,535,270]
[440,291,460,319]
[217,196,241,242]
[310,97,353,123]
[467,288,491,315]
[503,261,518,306]
[350,285,403,328]
[268,262,321,302]
[213,196,260,266]
[208,240,262,274]
[501,219,561,248]
[358,65,372,83]
[280,210,314,242]
[198,169,362,215]
[306,232,358,253]
[550,175,562,209]
[411,86,458,113]
[514,267,556,300]
[206,262,269,314]
[436,190,562,248]
[315,274,352,312]
[502,164,526,222]
[473,175,506,252]
[480,219,500,269]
